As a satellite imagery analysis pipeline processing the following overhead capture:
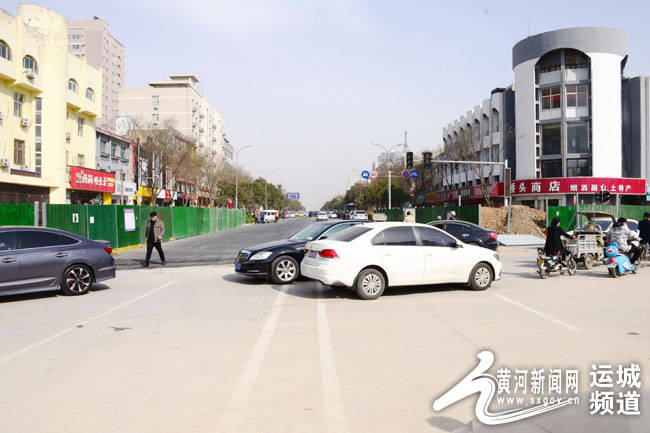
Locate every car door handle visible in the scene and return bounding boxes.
[1,257,17,263]
[55,253,69,258]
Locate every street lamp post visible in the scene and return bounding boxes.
[371,142,403,209]
[234,145,252,209]
[256,170,275,209]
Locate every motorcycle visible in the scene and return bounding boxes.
[537,248,577,278]
[604,242,637,277]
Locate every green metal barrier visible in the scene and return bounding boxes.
[377,205,480,225]
[87,205,118,247]
[549,204,650,232]
[0,203,34,226]
[116,205,141,247]
[46,204,88,237]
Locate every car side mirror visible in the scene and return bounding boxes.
[451,240,461,248]
[306,237,313,241]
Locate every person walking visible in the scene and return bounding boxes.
[144,211,165,267]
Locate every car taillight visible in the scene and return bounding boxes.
[318,249,339,259]
[104,247,113,254]
[487,232,497,240]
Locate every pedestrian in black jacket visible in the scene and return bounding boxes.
[544,217,575,263]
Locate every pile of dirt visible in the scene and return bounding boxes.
[480,205,547,237]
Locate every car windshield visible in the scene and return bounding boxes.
[627,221,638,231]
[328,226,372,242]
[593,219,612,231]
[288,223,331,241]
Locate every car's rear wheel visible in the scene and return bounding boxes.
[270,256,299,284]
[60,264,93,295]
[355,268,386,300]
[468,263,493,291]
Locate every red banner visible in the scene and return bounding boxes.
[426,177,646,203]
[70,166,116,192]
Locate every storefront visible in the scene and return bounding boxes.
[68,166,116,204]
[112,180,137,205]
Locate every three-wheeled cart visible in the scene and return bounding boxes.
[565,211,614,269]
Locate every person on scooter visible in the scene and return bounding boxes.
[544,217,575,266]
[607,217,641,264]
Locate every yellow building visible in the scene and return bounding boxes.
[0,4,101,204]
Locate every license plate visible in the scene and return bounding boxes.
[235,263,242,271]
[308,251,318,258]
[537,259,544,264]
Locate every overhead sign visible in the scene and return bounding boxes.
[70,166,116,193]
[402,170,410,179]
[361,170,370,179]
[409,169,419,179]
[370,170,378,179]
[286,192,300,200]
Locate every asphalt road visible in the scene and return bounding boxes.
[115,217,313,269]
[1,244,648,433]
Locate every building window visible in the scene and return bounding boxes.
[541,159,562,178]
[85,88,94,101]
[100,137,109,155]
[0,39,11,61]
[564,49,589,69]
[566,84,588,108]
[567,122,590,154]
[541,86,561,110]
[152,95,159,109]
[541,123,561,155]
[152,113,159,124]
[538,50,561,73]
[13,139,25,165]
[111,143,119,158]
[23,55,37,73]
[567,158,591,177]
[68,79,78,93]
[35,97,42,174]
[77,117,84,137]
[491,109,499,132]
[13,92,24,117]
[120,146,127,160]
[77,154,85,167]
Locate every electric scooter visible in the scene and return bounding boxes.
[604,242,637,277]
[537,249,577,278]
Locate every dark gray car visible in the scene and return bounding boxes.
[0,227,116,297]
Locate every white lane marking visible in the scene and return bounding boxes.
[216,287,288,433]
[317,285,349,433]
[0,280,176,365]
[493,293,581,331]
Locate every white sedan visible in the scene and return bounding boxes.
[316,211,329,221]
[301,222,501,300]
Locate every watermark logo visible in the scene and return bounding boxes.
[432,351,641,425]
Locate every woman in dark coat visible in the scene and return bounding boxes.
[544,217,575,262]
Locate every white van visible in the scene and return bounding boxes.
[263,210,278,223]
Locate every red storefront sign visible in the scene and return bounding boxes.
[70,166,116,193]
[426,177,646,204]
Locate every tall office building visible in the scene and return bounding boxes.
[68,17,124,129]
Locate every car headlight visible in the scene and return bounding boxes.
[250,251,273,261]
[493,252,500,261]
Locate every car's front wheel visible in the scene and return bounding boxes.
[270,256,299,284]
[60,264,93,295]
[354,268,386,300]
[468,262,493,291]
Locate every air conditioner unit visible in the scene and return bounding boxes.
[66,132,71,141]
[21,118,30,127]
[1,158,10,168]
[25,68,36,79]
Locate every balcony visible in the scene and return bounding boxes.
[13,68,42,94]
[66,91,83,111]
[0,59,15,81]
[79,96,100,118]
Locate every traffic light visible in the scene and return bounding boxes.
[423,152,432,169]
[406,152,413,169]
[596,190,610,203]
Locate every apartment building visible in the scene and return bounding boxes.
[0,4,102,204]
[119,74,232,164]
[68,16,124,129]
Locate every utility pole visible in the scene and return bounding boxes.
[234,145,253,209]
[371,142,402,209]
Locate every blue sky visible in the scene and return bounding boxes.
[6,0,650,209]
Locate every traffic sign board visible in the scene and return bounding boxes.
[402,170,410,179]
[409,169,418,179]
[370,170,378,179]
[286,192,300,200]
[361,170,370,179]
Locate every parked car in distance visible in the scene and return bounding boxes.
[301,222,501,300]
[351,211,367,220]
[235,220,369,284]
[329,212,338,218]
[0,226,116,297]
[316,211,329,221]
[264,210,278,223]
[427,220,498,251]
[296,211,305,217]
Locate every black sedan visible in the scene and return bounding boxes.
[235,220,368,284]
[427,220,498,250]
[0,226,116,297]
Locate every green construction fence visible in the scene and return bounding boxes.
[548,204,650,231]
[0,203,35,226]
[377,205,481,225]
